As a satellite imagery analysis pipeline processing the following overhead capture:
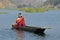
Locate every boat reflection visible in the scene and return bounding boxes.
[16,30,24,40]
[34,32,46,37]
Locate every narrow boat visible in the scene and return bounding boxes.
[12,24,50,34]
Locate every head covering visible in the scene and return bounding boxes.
[18,13,21,15]
[18,13,22,18]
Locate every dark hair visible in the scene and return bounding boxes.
[18,13,21,15]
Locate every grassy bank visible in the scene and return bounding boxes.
[17,8,48,12]
[6,8,17,10]
[6,8,60,13]
[0,12,8,14]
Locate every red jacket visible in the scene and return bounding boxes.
[16,17,26,27]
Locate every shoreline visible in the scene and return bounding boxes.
[0,8,60,13]
[17,8,60,12]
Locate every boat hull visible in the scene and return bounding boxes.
[12,25,45,34]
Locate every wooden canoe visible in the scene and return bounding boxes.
[12,24,50,34]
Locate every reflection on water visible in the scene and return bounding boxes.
[35,32,46,37]
[16,30,24,40]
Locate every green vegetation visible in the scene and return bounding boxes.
[0,12,8,14]
[46,8,60,10]
[7,8,17,10]
[6,7,60,13]
[17,8,48,12]
[17,7,60,12]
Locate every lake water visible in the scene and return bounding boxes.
[0,9,60,40]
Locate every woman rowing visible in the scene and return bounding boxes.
[12,13,26,29]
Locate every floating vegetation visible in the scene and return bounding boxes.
[17,8,48,13]
[0,12,8,14]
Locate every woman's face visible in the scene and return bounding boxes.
[18,15,21,18]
